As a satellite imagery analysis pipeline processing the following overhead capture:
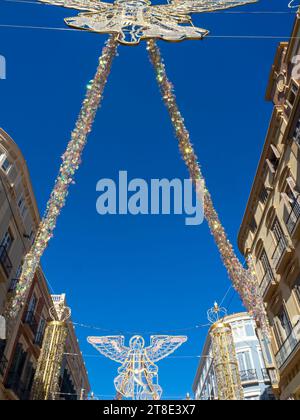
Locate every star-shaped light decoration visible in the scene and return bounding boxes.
[39,0,258,45]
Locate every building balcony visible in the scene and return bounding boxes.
[240,369,258,384]
[259,270,277,299]
[286,197,300,236]
[0,245,12,278]
[24,311,39,337]
[275,321,300,369]
[261,368,271,383]
[271,237,292,274]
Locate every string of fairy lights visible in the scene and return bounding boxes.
[5,35,119,319]
[16,276,236,335]
[147,39,270,339]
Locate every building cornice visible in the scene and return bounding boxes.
[0,127,40,229]
[265,43,288,102]
[237,107,283,254]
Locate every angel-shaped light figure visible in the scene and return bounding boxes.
[39,0,258,45]
[88,335,187,399]
[288,0,300,8]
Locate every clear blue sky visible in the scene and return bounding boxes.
[0,0,295,399]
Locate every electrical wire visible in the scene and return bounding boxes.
[0,23,297,40]
[0,0,297,13]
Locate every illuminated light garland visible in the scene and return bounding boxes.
[147,39,270,339]
[6,35,119,319]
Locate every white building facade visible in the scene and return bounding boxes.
[193,313,275,400]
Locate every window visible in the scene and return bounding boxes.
[25,294,37,323]
[1,157,11,173]
[232,322,246,340]
[260,338,273,365]
[245,322,255,337]
[249,217,257,234]
[282,176,298,207]
[266,145,280,173]
[292,117,300,146]
[35,318,46,346]
[17,195,25,210]
[259,186,269,206]
[6,343,27,389]
[271,218,287,253]
[0,229,13,252]
[9,264,22,292]
[237,350,253,371]
[21,205,28,219]
[272,218,283,241]
[274,307,292,346]
[287,83,298,107]
[259,249,274,281]
[294,277,300,305]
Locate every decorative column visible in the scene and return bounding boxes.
[208,303,244,401]
[31,299,71,400]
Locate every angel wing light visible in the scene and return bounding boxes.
[88,335,187,399]
[39,0,258,45]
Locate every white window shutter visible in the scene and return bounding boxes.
[0,315,6,340]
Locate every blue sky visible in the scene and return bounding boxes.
[0,0,295,399]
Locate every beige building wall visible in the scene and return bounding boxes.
[238,15,300,400]
[0,128,90,400]
[0,127,40,313]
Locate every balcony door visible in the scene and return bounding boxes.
[0,229,13,253]
[237,350,253,372]
[274,307,292,346]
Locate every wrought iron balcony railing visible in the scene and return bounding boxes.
[261,368,271,382]
[275,321,300,369]
[286,197,300,234]
[240,369,258,383]
[259,270,275,297]
[272,237,288,269]
[0,245,12,278]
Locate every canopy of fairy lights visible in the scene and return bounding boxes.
[5,0,270,340]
